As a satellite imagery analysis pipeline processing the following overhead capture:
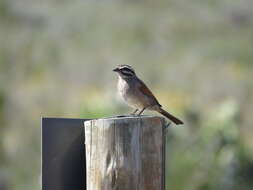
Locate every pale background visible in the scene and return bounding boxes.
[0,0,253,189]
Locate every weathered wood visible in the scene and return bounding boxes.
[84,116,165,190]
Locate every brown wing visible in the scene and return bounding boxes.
[138,79,161,106]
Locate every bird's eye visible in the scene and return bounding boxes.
[120,69,134,76]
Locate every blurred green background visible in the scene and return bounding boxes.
[0,0,253,189]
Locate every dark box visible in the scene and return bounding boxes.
[42,118,88,190]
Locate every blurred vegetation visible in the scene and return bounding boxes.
[0,0,253,189]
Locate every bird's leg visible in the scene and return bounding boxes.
[130,109,139,115]
[138,107,146,116]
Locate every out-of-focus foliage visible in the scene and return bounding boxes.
[0,0,253,189]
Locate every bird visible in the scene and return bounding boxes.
[113,65,183,125]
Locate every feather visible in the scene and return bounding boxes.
[138,79,161,106]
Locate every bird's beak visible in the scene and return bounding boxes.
[113,68,119,72]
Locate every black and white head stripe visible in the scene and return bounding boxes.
[118,65,136,76]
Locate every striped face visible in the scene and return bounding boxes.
[113,65,136,78]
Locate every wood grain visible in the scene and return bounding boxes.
[84,116,165,190]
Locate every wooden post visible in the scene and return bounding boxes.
[84,116,166,190]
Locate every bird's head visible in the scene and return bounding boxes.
[113,65,136,79]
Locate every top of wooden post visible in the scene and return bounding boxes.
[85,115,165,122]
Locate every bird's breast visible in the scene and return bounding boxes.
[117,77,146,108]
[117,77,129,97]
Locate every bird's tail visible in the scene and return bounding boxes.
[157,108,183,125]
